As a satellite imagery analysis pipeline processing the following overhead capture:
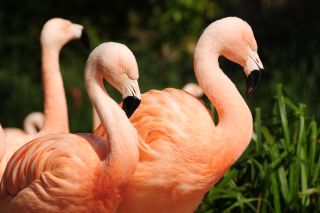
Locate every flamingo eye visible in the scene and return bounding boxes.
[121,66,128,74]
[64,22,72,30]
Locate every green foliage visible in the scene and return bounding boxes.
[197,84,320,212]
[1,0,320,130]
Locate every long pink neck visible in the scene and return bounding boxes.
[85,62,139,187]
[194,32,253,165]
[41,46,69,133]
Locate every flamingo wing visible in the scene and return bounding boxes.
[0,133,112,212]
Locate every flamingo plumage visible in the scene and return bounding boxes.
[0,18,89,178]
[0,42,141,212]
[92,83,204,131]
[95,17,264,213]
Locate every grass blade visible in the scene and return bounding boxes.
[276,84,290,149]
[255,108,262,152]
[271,172,281,213]
[309,120,317,178]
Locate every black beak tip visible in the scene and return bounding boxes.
[246,86,256,98]
[246,69,263,98]
[122,96,141,118]
[80,29,91,50]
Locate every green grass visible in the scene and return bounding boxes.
[197,84,320,212]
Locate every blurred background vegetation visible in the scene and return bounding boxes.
[0,0,319,211]
[1,0,319,130]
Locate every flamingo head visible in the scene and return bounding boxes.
[40,18,90,50]
[213,17,264,97]
[87,42,141,118]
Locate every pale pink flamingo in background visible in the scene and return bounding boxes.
[3,112,45,139]
[1,112,45,154]
[0,18,90,178]
[0,42,141,212]
[23,112,45,134]
[96,17,264,213]
[92,83,203,131]
[182,82,204,98]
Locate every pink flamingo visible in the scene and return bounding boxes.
[0,18,89,178]
[182,82,204,98]
[3,112,45,139]
[96,17,264,213]
[23,112,45,134]
[0,42,141,212]
[1,112,45,158]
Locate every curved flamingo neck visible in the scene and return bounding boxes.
[41,45,69,133]
[194,32,253,162]
[85,62,139,187]
[24,113,44,134]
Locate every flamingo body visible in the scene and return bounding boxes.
[2,129,25,144]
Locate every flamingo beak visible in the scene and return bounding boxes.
[245,49,264,98]
[121,79,141,118]
[80,29,91,50]
[246,69,263,97]
[122,96,141,118]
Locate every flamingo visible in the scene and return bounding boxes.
[0,42,141,212]
[1,112,44,161]
[3,112,44,138]
[96,17,264,213]
[0,18,90,178]
[182,82,204,98]
[23,112,45,134]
